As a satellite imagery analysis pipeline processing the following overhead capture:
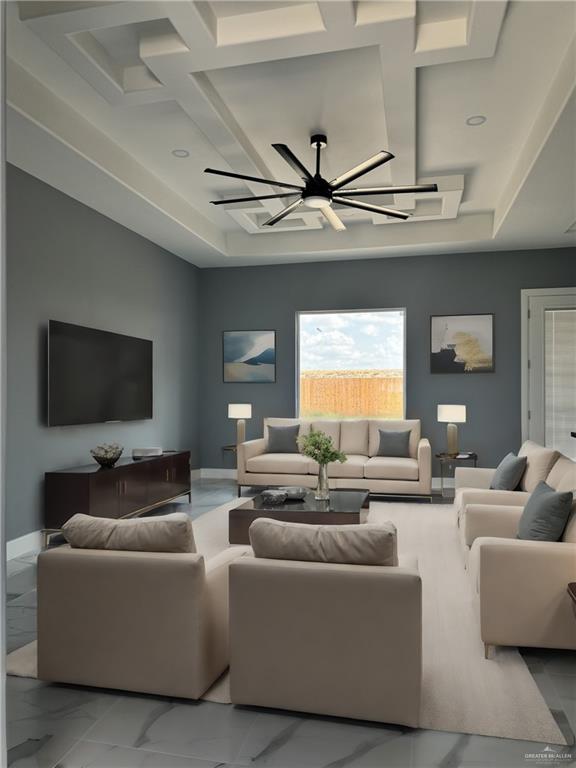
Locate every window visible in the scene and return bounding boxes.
[297,310,405,419]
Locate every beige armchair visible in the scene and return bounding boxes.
[229,555,422,727]
[471,535,576,654]
[38,545,248,698]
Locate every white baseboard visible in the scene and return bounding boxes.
[7,530,43,561]
[199,468,237,480]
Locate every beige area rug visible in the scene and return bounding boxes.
[7,499,566,744]
[5,638,232,704]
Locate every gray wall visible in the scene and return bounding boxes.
[199,248,575,470]
[6,165,200,541]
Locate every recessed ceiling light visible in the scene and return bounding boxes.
[466,115,487,127]
[171,149,190,158]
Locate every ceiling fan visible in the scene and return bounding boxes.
[205,134,438,231]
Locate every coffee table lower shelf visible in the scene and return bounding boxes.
[229,489,370,545]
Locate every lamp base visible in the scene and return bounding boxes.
[446,423,459,455]
[236,419,246,446]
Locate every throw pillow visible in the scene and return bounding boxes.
[490,452,527,490]
[517,482,574,541]
[267,424,300,453]
[62,512,195,552]
[377,429,411,458]
[249,518,398,566]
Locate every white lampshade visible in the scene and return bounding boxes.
[228,403,252,419]
[437,404,466,423]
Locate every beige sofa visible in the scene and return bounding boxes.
[229,554,422,727]
[237,417,432,497]
[38,544,249,698]
[455,444,576,653]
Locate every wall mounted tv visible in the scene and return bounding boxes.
[48,320,153,426]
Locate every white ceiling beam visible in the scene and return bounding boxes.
[6,59,226,256]
[226,212,493,259]
[494,38,576,239]
[414,0,508,67]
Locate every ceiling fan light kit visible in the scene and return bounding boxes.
[205,134,438,232]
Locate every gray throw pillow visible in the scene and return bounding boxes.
[490,452,527,490]
[267,424,300,453]
[517,481,574,541]
[377,429,411,458]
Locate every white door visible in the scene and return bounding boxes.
[523,288,576,459]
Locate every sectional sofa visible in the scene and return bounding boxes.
[237,417,432,497]
[455,441,576,653]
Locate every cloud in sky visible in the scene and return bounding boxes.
[299,311,404,371]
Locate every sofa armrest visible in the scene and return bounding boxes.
[457,489,530,521]
[455,466,495,490]
[476,537,576,649]
[417,438,431,494]
[237,438,267,479]
[463,504,524,547]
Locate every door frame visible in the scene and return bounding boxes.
[521,287,576,443]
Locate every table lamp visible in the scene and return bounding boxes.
[437,405,466,455]
[228,403,252,445]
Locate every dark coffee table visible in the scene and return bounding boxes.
[229,489,370,545]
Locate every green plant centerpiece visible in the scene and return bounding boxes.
[298,429,347,500]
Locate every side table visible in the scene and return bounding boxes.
[435,452,478,498]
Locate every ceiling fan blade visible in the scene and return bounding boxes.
[211,193,299,206]
[272,144,314,182]
[204,168,303,191]
[338,183,438,196]
[330,151,394,191]
[263,198,304,227]
[333,196,410,220]
[321,207,346,232]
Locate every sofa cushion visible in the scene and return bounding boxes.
[376,429,411,458]
[340,420,368,455]
[264,418,310,453]
[267,425,301,453]
[517,482,573,542]
[312,420,340,450]
[62,512,195,553]
[547,456,576,491]
[518,441,559,492]
[247,453,310,475]
[308,454,368,478]
[490,453,527,490]
[249,518,398,566]
[368,420,420,458]
[364,457,419,481]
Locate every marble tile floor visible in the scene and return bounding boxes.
[5,480,576,768]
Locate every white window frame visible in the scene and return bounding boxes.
[295,307,407,419]
[521,287,576,444]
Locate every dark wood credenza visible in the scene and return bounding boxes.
[44,451,191,531]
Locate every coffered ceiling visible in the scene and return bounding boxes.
[6,0,576,266]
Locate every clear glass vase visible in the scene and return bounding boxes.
[315,463,330,500]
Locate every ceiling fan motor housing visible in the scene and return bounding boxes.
[302,176,332,207]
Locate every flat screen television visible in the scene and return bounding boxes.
[48,320,153,426]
